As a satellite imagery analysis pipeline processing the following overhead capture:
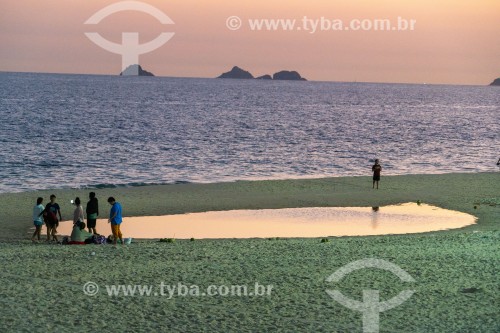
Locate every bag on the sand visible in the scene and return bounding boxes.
[62,236,70,245]
[93,235,106,245]
[106,235,114,244]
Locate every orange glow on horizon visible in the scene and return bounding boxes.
[0,0,499,84]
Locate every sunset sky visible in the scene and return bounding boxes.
[1,0,499,85]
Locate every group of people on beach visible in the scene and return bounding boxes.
[32,193,124,245]
[30,159,384,243]
[32,194,62,242]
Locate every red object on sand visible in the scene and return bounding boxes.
[68,241,86,245]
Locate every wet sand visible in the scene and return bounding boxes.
[2,172,498,240]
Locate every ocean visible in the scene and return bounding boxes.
[0,72,498,193]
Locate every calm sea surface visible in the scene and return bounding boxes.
[0,72,498,193]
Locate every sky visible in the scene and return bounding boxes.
[0,0,499,85]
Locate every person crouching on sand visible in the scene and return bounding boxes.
[107,197,124,245]
[372,159,382,189]
[69,221,93,245]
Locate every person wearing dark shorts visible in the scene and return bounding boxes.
[45,194,62,234]
[43,208,59,242]
[86,192,99,234]
[372,159,382,189]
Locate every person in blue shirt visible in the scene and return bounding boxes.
[107,197,124,245]
[32,197,44,242]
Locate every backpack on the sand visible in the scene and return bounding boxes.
[93,235,106,245]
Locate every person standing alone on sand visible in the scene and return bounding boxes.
[32,197,44,242]
[372,159,382,189]
[86,192,99,234]
[108,197,123,245]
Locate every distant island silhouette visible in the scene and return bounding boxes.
[489,78,500,86]
[256,74,272,80]
[218,66,307,81]
[273,70,307,81]
[120,64,154,76]
[218,66,253,79]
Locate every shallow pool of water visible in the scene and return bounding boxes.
[49,202,476,239]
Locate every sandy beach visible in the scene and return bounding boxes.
[0,173,498,332]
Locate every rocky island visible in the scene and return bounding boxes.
[272,70,306,81]
[489,78,500,86]
[217,66,254,79]
[120,64,154,76]
[255,74,272,80]
[217,66,306,81]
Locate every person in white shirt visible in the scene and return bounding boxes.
[73,197,85,225]
[32,197,44,242]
